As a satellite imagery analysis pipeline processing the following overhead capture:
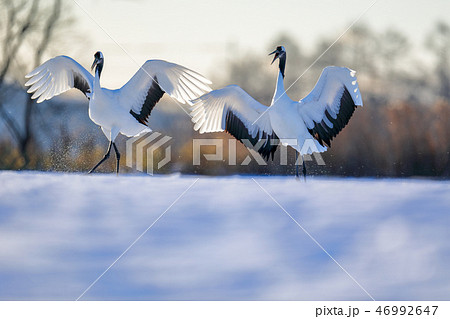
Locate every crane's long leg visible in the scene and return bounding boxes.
[302,155,307,182]
[88,141,112,174]
[295,151,299,179]
[112,142,120,175]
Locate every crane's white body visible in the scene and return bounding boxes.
[268,71,327,154]
[88,77,149,142]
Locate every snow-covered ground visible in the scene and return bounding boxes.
[0,171,449,300]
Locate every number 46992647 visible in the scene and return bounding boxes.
[375,306,438,316]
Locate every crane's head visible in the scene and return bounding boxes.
[91,51,104,71]
[269,46,286,64]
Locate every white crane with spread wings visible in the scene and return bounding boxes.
[191,46,363,179]
[25,51,212,173]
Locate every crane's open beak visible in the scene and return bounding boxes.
[91,58,99,71]
[269,49,279,65]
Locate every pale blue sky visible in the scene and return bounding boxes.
[68,0,449,87]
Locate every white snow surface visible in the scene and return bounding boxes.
[0,171,449,300]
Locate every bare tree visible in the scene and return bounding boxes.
[427,21,450,101]
[0,0,63,167]
[378,28,409,76]
[0,0,39,158]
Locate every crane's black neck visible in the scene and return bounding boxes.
[278,53,286,78]
[96,61,104,78]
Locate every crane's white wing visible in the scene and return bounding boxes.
[298,66,363,147]
[25,56,94,103]
[191,85,278,160]
[119,60,212,125]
